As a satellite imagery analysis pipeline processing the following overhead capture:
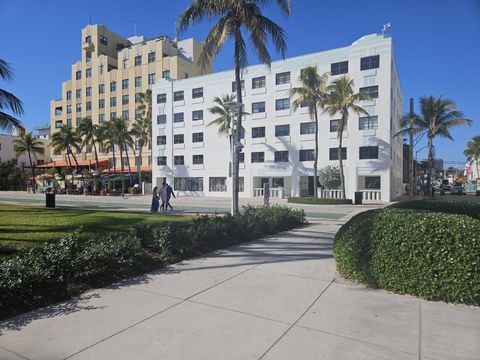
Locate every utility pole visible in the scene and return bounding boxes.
[409,98,414,198]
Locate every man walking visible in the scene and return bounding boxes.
[165,182,176,211]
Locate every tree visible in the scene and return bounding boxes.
[51,125,81,188]
[131,116,151,185]
[13,132,44,193]
[464,135,480,180]
[177,0,290,214]
[318,165,341,190]
[208,94,238,136]
[289,66,329,198]
[417,96,471,197]
[324,76,370,199]
[77,117,100,170]
[0,59,23,132]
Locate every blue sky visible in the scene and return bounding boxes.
[1,0,479,165]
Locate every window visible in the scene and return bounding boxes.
[192,110,203,121]
[251,152,264,163]
[209,177,226,192]
[157,93,166,103]
[299,149,315,161]
[252,76,266,89]
[76,103,82,112]
[110,81,116,92]
[174,134,184,144]
[122,79,129,90]
[359,116,378,130]
[331,61,348,75]
[276,71,290,85]
[192,87,203,98]
[85,35,91,44]
[252,101,265,114]
[329,147,347,160]
[66,118,72,127]
[272,178,284,188]
[359,86,379,99]
[135,93,142,103]
[148,73,155,85]
[110,97,117,107]
[193,154,204,165]
[76,89,82,99]
[99,114,105,123]
[238,152,245,163]
[174,177,203,191]
[76,117,81,126]
[55,120,62,128]
[184,73,189,79]
[99,99,105,109]
[232,80,245,92]
[86,68,92,78]
[330,119,347,132]
[300,122,316,134]
[85,144,92,154]
[135,76,142,87]
[275,98,290,111]
[360,55,380,70]
[162,69,170,79]
[86,87,91,97]
[135,109,142,119]
[110,112,116,119]
[67,105,72,114]
[55,107,62,115]
[157,136,166,145]
[122,95,129,105]
[192,132,203,143]
[134,140,142,151]
[364,176,381,189]
[76,71,81,80]
[174,112,184,123]
[100,35,108,45]
[66,91,72,100]
[123,59,128,69]
[157,156,167,166]
[135,157,142,167]
[122,110,129,119]
[174,156,184,165]
[99,65,104,75]
[148,52,156,63]
[174,91,184,101]
[252,126,265,138]
[157,114,166,124]
[134,55,142,66]
[274,151,289,162]
[99,84,105,94]
[359,146,379,159]
[275,124,290,137]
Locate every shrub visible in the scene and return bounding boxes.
[288,197,352,205]
[390,200,480,219]
[333,207,480,305]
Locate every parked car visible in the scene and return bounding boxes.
[450,185,466,195]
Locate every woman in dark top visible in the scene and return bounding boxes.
[150,186,160,212]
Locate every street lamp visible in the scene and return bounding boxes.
[224,101,243,215]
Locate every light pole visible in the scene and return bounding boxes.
[224,101,243,215]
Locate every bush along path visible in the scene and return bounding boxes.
[0,206,306,320]
[333,200,480,306]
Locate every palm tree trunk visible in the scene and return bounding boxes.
[409,130,414,198]
[124,141,133,187]
[66,148,73,190]
[476,158,479,180]
[313,106,319,199]
[426,136,433,198]
[27,150,36,194]
[137,142,143,185]
[92,141,99,170]
[338,114,347,199]
[232,30,243,215]
[120,144,125,197]
[112,145,117,191]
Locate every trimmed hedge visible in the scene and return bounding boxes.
[333,206,480,305]
[288,197,352,205]
[0,206,305,319]
[390,200,480,219]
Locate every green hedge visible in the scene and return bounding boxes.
[288,197,352,205]
[0,206,305,319]
[390,200,480,219]
[333,207,480,305]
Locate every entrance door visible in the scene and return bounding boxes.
[307,176,314,196]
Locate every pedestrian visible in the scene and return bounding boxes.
[150,186,159,212]
[165,182,176,211]
[159,183,167,211]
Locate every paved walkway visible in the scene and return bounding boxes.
[1,217,479,359]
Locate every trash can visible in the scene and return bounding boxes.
[46,193,55,208]
[476,190,480,197]
[354,191,363,205]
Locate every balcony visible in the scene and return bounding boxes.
[82,41,94,51]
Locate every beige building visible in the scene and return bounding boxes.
[50,24,210,169]
[0,133,51,168]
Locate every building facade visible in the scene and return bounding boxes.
[152,34,404,201]
[50,24,210,168]
[0,134,50,168]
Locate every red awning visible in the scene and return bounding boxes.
[102,166,152,174]
[36,159,110,168]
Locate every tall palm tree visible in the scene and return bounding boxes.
[97,120,117,189]
[138,89,152,120]
[77,117,100,170]
[131,116,151,185]
[464,136,480,180]
[0,59,23,132]
[417,96,472,197]
[289,66,329,198]
[208,94,238,136]
[324,76,370,199]
[13,132,44,193]
[51,125,81,187]
[177,0,290,214]
[108,117,134,196]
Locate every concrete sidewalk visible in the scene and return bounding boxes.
[1,219,479,360]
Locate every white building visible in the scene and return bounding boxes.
[152,33,403,201]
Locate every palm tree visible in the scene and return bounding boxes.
[131,116,151,185]
[51,125,81,187]
[13,132,44,193]
[138,89,152,120]
[208,94,238,136]
[324,76,370,199]
[97,120,117,189]
[77,117,100,170]
[289,66,329,198]
[417,96,472,197]
[177,0,290,214]
[108,117,134,196]
[464,136,480,180]
[0,59,23,132]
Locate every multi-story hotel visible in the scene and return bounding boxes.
[152,33,404,201]
[50,24,210,169]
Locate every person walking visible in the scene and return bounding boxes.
[150,186,159,213]
[165,182,176,211]
[159,183,167,211]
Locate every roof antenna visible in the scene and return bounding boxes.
[89,15,92,25]
[381,22,391,35]
[134,21,137,36]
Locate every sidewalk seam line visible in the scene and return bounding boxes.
[418,301,422,360]
[0,345,31,360]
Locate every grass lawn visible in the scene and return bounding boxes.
[0,204,192,253]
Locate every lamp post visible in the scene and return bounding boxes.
[224,101,243,215]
